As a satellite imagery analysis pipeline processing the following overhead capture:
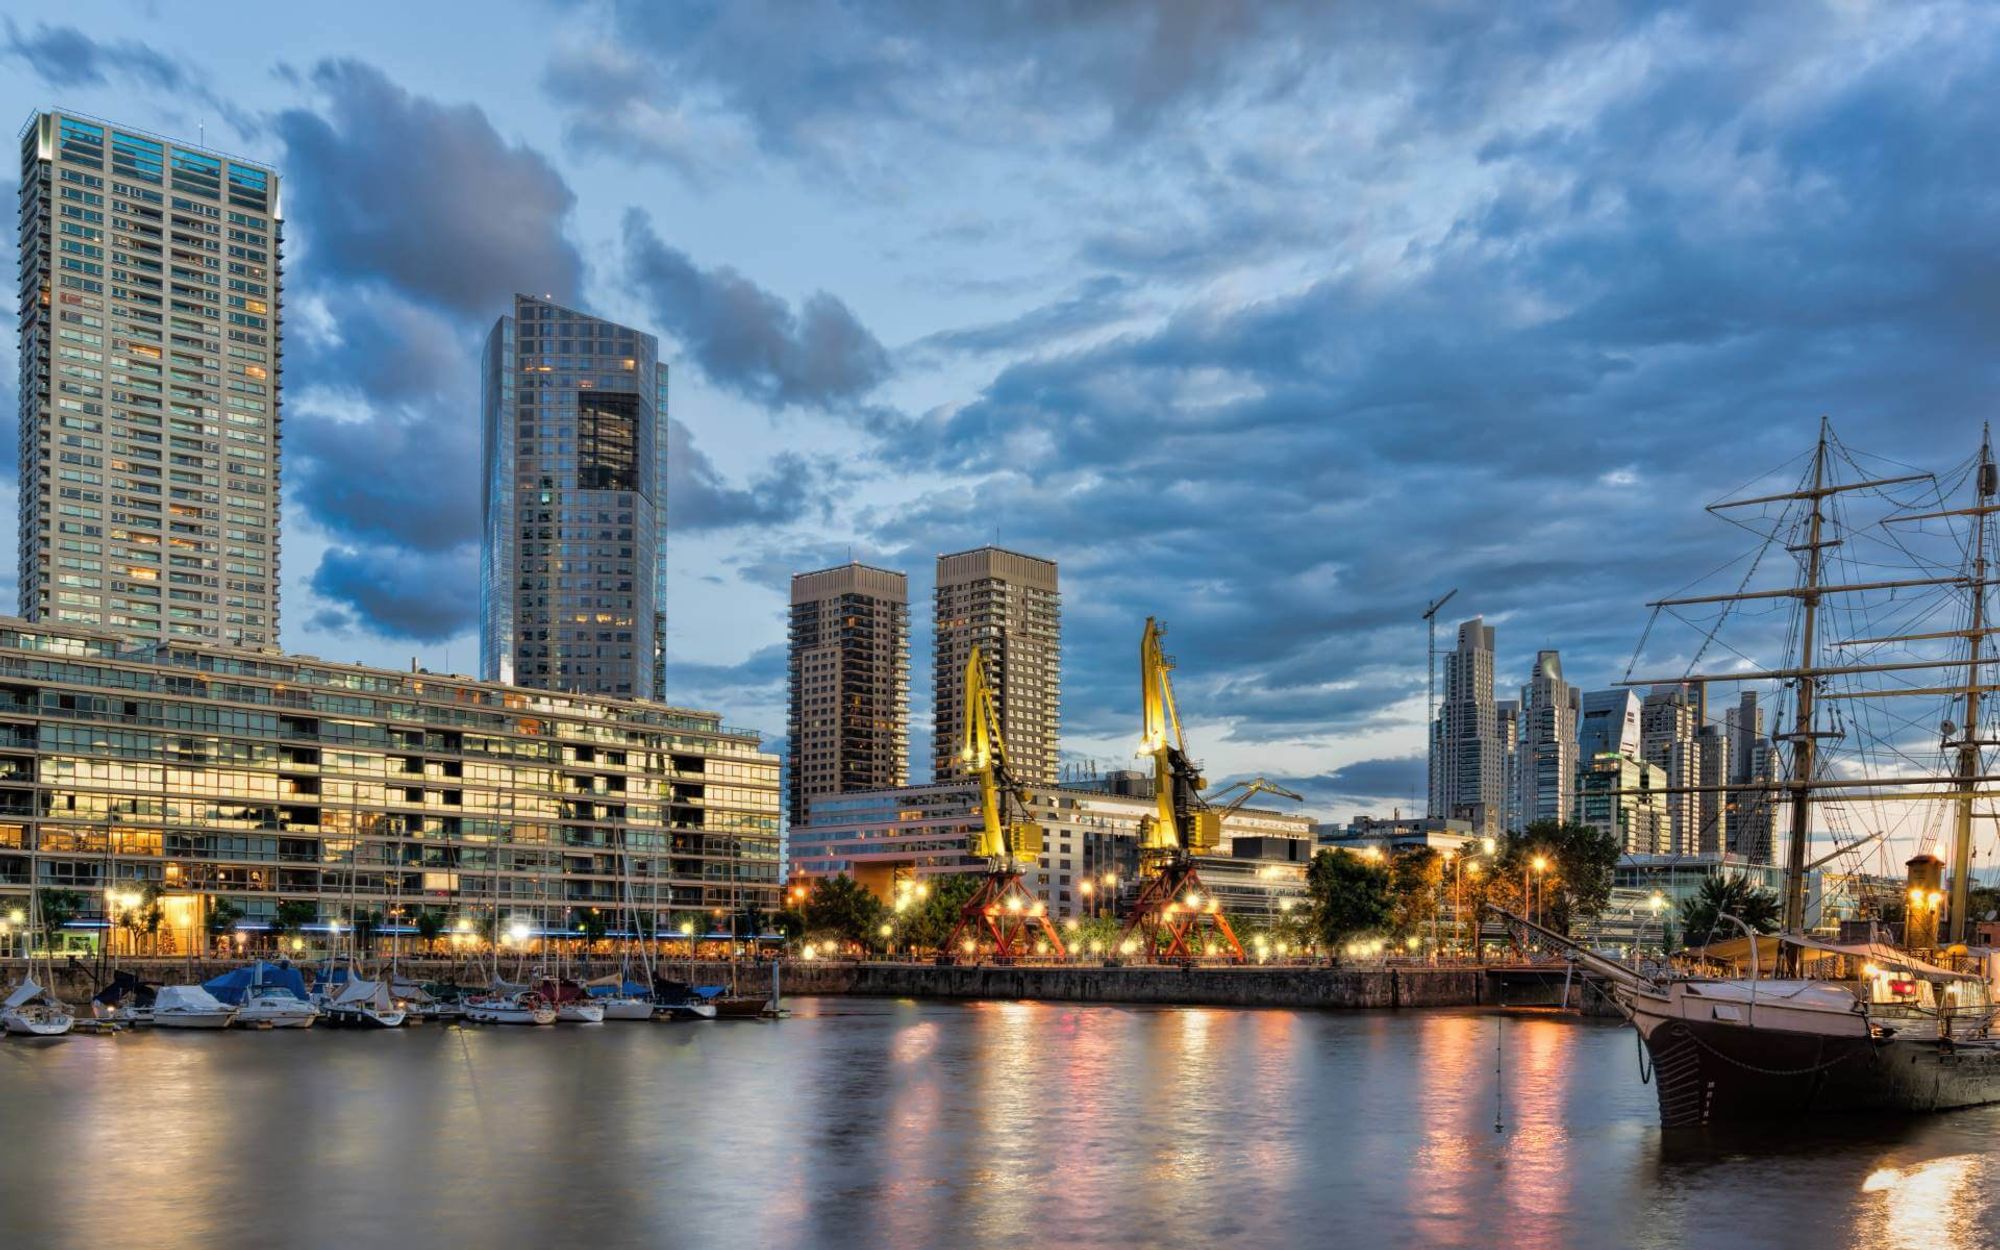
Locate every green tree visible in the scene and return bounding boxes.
[576,907,610,943]
[1388,848,1442,937]
[207,897,245,936]
[38,888,83,936]
[1679,874,1782,943]
[799,874,886,948]
[1060,914,1125,958]
[1307,849,1392,953]
[897,874,982,953]
[272,899,318,937]
[414,909,446,952]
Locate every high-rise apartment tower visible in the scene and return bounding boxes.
[481,295,666,700]
[788,562,910,831]
[932,547,1060,787]
[1518,649,1580,827]
[1429,618,1502,835]
[17,112,282,644]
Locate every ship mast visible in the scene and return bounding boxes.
[1949,429,1994,945]
[1779,422,1830,936]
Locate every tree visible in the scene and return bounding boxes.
[576,907,610,943]
[896,875,982,953]
[38,888,83,936]
[1387,848,1442,938]
[1678,873,1782,944]
[1307,849,1392,953]
[414,909,446,952]
[1060,914,1124,958]
[207,897,245,936]
[798,874,886,948]
[272,899,318,938]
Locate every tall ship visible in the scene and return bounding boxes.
[1530,420,2000,1127]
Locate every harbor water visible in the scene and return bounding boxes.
[2,999,1995,1249]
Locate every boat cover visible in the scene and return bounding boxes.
[4,978,44,1009]
[203,962,310,1005]
[585,979,652,998]
[327,978,396,1010]
[154,985,232,1014]
[1786,936,1986,983]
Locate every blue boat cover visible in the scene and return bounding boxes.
[585,979,652,998]
[203,961,311,1005]
[693,985,727,999]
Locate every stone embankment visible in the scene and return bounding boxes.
[7,957,1509,1011]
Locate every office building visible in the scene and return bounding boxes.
[1429,618,1502,834]
[1696,722,1730,856]
[1495,699,1523,833]
[481,294,666,700]
[1578,689,1643,762]
[0,619,780,951]
[932,547,1060,787]
[790,781,1311,921]
[1577,751,1669,854]
[787,562,909,832]
[1517,650,1580,827]
[1725,692,1775,862]
[1641,684,1706,855]
[17,112,282,646]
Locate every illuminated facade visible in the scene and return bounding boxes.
[790,781,1311,921]
[481,295,666,701]
[17,111,282,646]
[0,621,778,948]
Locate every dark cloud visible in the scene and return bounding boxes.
[288,404,481,553]
[276,59,582,317]
[309,544,481,644]
[907,276,1137,359]
[3,20,189,91]
[623,209,890,407]
[667,419,828,532]
[1275,758,1429,809]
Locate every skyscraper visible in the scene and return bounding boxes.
[932,547,1060,787]
[481,295,666,700]
[1641,683,1706,855]
[17,112,282,645]
[1495,699,1523,833]
[1578,689,1643,762]
[1725,691,1775,862]
[1430,618,1502,835]
[788,562,909,831]
[1518,650,1580,827]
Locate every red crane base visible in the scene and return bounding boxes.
[941,871,1067,962]
[1119,860,1244,962]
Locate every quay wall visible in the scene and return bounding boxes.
[7,957,1491,1011]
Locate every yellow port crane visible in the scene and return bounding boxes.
[1119,618,1246,962]
[942,645,1066,962]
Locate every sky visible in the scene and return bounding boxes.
[4,1,2000,837]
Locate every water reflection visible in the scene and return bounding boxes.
[3,1003,1999,1250]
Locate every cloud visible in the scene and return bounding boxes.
[309,544,481,644]
[275,59,583,317]
[623,209,890,407]
[2,20,190,91]
[667,419,828,532]
[907,276,1138,359]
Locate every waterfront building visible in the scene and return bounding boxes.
[1576,752,1669,854]
[931,547,1060,787]
[1640,684,1706,855]
[0,620,779,952]
[1577,689,1643,762]
[481,295,666,701]
[1317,813,1478,857]
[1495,699,1523,833]
[1428,618,1501,834]
[786,562,909,833]
[1517,650,1580,828]
[1696,723,1730,856]
[1725,692,1775,863]
[790,781,1311,921]
[17,111,282,647]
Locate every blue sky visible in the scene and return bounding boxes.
[5,2,1999,829]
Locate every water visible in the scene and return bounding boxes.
[2,1000,1996,1249]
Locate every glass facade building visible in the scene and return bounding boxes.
[0,620,778,949]
[482,295,666,701]
[16,111,283,646]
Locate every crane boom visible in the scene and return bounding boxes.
[1205,777,1307,817]
[962,646,1042,864]
[1140,618,1219,855]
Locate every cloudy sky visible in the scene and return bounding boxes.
[5,1,1999,830]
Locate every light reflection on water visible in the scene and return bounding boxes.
[3,1000,1998,1250]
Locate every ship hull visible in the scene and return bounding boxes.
[1635,1012,2000,1128]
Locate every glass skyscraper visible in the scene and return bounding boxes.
[16,111,282,646]
[481,295,666,701]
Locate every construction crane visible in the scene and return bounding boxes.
[1205,777,1306,817]
[942,645,1067,962]
[1421,587,1458,817]
[1118,618,1245,962]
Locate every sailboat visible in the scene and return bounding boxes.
[1525,421,2000,1127]
[2,887,74,1038]
[205,961,318,1029]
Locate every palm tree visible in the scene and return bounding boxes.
[1678,873,1782,945]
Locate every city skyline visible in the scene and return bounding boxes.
[4,5,1999,831]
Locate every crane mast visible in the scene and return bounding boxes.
[942,646,1066,962]
[1118,619,1245,962]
